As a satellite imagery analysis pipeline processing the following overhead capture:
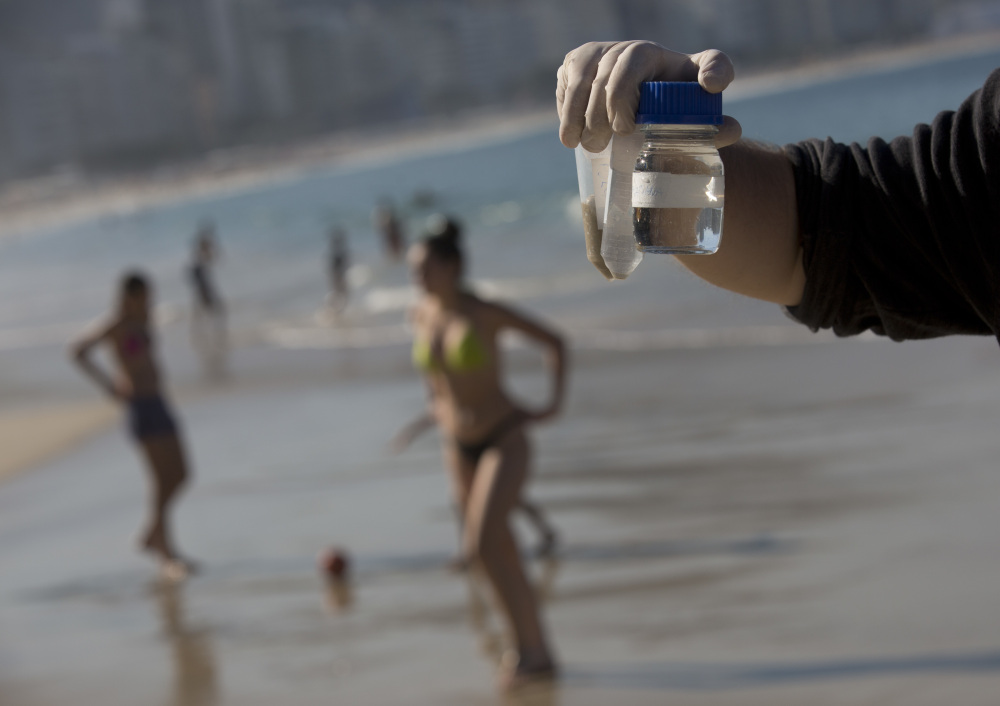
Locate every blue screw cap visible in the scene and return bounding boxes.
[636,81,723,125]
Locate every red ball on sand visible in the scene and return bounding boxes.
[318,547,349,579]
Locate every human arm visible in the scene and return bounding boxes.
[69,321,127,401]
[557,41,804,306]
[781,67,1000,340]
[682,140,803,305]
[487,303,567,423]
[390,313,439,454]
[389,410,437,454]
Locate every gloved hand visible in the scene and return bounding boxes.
[556,41,742,152]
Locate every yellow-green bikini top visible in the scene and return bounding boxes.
[412,327,489,372]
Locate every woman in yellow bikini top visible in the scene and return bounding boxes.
[411,323,490,373]
[401,215,566,688]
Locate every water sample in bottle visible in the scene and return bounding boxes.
[632,82,725,255]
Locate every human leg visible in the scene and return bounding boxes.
[441,443,477,568]
[137,433,192,576]
[518,499,558,557]
[462,429,555,685]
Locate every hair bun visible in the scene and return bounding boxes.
[425,213,461,244]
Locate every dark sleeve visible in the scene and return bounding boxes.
[782,68,1000,341]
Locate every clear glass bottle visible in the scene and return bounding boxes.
[632,82,724,255]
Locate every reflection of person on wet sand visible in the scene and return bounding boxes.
[155,582,218,706]
[71,272,196,581]
[322,577,354,615]
[327,226,350,315]
[187,222,228,375]
[392,413,559,561]
[373,198,406,259]
[399,215,566,689]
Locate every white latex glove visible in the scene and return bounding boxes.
[556,41,743,152]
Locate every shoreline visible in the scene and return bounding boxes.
[2,31,998,241]
[0,107,557,240]
[724,28,1000,101]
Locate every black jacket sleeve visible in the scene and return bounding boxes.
[783,68,1000,341]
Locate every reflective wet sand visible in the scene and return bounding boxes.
[4,321,1000,705]
[0,401,116,482]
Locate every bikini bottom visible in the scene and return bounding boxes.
[454,411,524,466]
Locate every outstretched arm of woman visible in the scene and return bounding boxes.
[389,376,440,454]
[488,303,567,423]
[70,321,126,401]
[389,411,437,454]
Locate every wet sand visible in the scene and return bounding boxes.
[4,326,1000,705]
[0,401,117,483]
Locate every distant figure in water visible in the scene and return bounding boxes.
[187,222,227,376]
[372,198,406,259]
[393,215,566,689]
[327,227,350,315]
[71,272,195,581]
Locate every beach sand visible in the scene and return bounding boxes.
[3,331,1000,706]
[0,401,117,483]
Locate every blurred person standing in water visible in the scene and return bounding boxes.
[187,221,228,375]
[396,215,566,689]
[71,272,195,580]
[372,198,406,259]
[327,226,350,315]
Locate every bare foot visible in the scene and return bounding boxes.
[159,557,199,583]
[140,532,198,580]
[159,559,189,583]
[496,649,557,692]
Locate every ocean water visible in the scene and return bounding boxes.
[0,46,998,361]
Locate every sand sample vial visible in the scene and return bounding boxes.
[633,82,725,255]
[574,142,613,280]
[601,132,644,279]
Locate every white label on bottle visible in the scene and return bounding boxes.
[632,173,725,209]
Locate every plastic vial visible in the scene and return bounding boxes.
[600,132,644,279]
[632,82,725,255]
[574,142,613,280]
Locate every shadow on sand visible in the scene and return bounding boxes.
[352,534,790,576]
[563,650,1000,691]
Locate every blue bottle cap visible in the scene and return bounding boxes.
[635,81,723,125]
